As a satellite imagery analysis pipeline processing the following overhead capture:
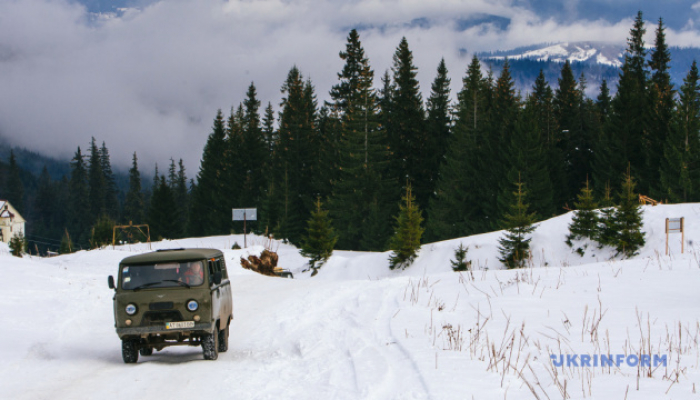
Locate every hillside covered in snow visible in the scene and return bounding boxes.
[1,203,699,399]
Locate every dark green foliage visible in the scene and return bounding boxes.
[88,137,106,224]
[59,230,74,254]
[554,61,592,205]
[424,58,452,207]
[268,67,320,244]
[189,110,229,236]
[387,38,428,208]
[450,243,470,272]
[660,61,700,202]
[99,142,119,220]
[648,18,676,198]
[388,185,424,270]
[5,150,24,214]
[328,30,393,250]
[9,232,27,257]
[499,106,554,221]
[231,242,241,250]
[149,176,179,240]
[566,179,599,253]
[613,169,645,257]
[90,215,115,249]
[608,11,650,192]
[498,176,537,269]
[124,152,145,224]
[69,147,90,247]
[596,182,618,247]
[300,198,338,269]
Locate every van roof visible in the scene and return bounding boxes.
[120,248,224,265]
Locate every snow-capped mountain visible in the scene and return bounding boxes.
[487,42,624,68]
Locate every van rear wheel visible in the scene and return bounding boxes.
[201,332,219,360]
[218,325,229,353]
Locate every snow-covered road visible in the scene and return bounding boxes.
[2,204,700,399]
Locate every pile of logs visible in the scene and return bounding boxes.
[240,249,283,277]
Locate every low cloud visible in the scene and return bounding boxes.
[0,0,698,174]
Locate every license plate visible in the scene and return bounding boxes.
[166,321,195,330]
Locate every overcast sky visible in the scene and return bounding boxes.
[1,0,700,175]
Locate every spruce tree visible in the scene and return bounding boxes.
[387,38,428,208]
[426,56,486,242]
[328,29,391,250]
[608,11,649,192]
[450,243,470,272]
[490,60,520,230]
[88,137,106,224]
[99,141,119,220]
[124,152,145,224]
[596,182,618,247]
[424,58,452,207]
[149,175,179,240]
[498,175,537,269]
[498,106,554,221]
[566,178,599,254]
[648,18,675,198]
[554,61,589,205]
[68,147,90,247]
[613,168,645,258]
[388,184,424,270]
[299,198,338,270]
[189,110,229,236]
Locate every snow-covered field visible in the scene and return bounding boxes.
[1,204,700,399]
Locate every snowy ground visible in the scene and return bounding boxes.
[1,204,700,399]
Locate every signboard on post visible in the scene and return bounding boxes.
[233,208,257,248]
[665,217,685,255]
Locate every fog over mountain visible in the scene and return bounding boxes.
[2,0,700,172]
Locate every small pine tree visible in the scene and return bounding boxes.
[596,181,618,247]
[566,178,599,254]
[300,198,338,270]
[90,215,116,249]
[9,232,28,257]
[613,169,645,257]
[59,230,73,254]
[388,185,425,270]
[450,243,470,272]
[498,175,537,269]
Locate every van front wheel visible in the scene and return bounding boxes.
[122,339,139,363]
[201,332,219,360]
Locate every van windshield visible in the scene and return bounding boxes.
[120,261,205,290]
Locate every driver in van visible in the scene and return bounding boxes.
[182,262,204,285]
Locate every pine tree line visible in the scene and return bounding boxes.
[3,13,698,258]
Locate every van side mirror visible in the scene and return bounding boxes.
[108,275,115,290]
[213,272,222,285]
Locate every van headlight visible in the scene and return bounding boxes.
[186,300,199,312]
[125,304,138,315]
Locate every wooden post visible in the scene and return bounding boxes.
[665,218,669,256]
[244,212,247,248]
[682,217,685,254]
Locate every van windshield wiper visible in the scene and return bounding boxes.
[132,282,162,291]
[163,279,190,288]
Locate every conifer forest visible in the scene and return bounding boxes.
[1,13,698,257]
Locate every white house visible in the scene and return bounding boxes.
[0,200,25,244]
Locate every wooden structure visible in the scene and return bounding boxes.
[112,221,151,247]
[639,195,662,206]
